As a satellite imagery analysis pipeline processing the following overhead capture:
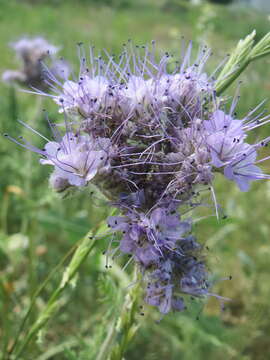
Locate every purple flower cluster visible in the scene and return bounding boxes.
[108,205,207,313]
[8,41,270,313]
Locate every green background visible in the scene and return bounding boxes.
[1,1,270,359]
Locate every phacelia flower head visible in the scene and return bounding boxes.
[7,39,270,314]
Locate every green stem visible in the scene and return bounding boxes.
[1,279,12,360]
[98,268,141,360]
[13,229,97,360]
[20,97,43,309]
[96,321,117,360]
[215,61,250,97]
[7,241,79,358]
[215,30,270,96]
[35,339,78,360]
[1,190,9,235]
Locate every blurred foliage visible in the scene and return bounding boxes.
[209,0,233,5]
[1,0,270,359]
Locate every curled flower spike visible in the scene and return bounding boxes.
[107,204,221,314]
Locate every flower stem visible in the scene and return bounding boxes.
[98,268,141,360]
[12,228,98,360]
[215,30,270,96]
[7,241,78,359]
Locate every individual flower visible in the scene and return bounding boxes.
[54,76,112,118]
[204,109,270,190]
[224,146,264,192]
[5,126,113,190]
[119,75,154,116]
[41,133,112,188]
[204,110,245,167]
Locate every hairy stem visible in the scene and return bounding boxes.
[215,30,270,96]
[12,228,98,360]
[98,268,141,360]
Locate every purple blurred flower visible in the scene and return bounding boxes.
[2,36,70,90]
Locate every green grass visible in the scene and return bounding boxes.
[1,0,270,359]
